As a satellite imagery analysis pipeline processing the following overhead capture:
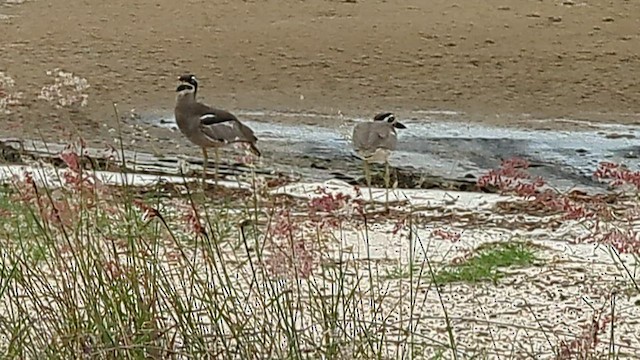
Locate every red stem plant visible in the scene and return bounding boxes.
[10,140,112,232]
[264,186,365,279]
[478,158,640,255]
[555,295,616,360]
[479,159,632,357]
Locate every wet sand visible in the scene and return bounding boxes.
[1,0,640,150]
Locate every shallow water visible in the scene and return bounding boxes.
[138,110,640,191]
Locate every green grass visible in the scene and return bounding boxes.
[0,185,12,211]
[0,165,433,359]
[384,262,421,280]
[434,241,538,285]
[0,150,634,359]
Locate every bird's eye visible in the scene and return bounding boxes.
[386,116,395,123]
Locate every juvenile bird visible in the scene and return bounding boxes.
[352,112,406,162]
[351,112,406,205]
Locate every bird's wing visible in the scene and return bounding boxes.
[353,123,396,152]
[373,126,397,150]
[196,104,238,124]
[196,106,260,146]
[352,123,370,150]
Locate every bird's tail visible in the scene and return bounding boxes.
[248,142,262,157]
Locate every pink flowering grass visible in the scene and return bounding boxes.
[478,157,640,256]
[0,138,635,359]
[555,295,618,360]
[0,139,422,358]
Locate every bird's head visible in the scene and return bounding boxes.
[373,112,406,129]
[178,74,198,87]
[175,82,196,100]
[178,74,199,96]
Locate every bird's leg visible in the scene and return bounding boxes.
[202,147,208,185]
[363,159,373,207]
[214,147,220,186]
[384,160,390,212]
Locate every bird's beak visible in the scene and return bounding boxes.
[394,122,407,129]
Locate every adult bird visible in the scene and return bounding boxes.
[174,74,261,183]
[352,112,406,204]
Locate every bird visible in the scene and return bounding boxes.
[351,112,406,205]
[352,112,406,162]
[174,74,261,183]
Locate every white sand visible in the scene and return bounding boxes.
[1,167,639,358]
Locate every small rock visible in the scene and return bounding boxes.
[604,133,635,139]
[602,16,615,22]
[562,0,574,5]
[527,12,541,18]
[497,6,510,10]
[485,38,495,44]
[549,16,562,22]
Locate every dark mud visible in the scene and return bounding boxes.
[136,110,640,192]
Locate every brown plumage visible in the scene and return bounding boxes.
[174,75,260,181]
[174,77,260,156]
